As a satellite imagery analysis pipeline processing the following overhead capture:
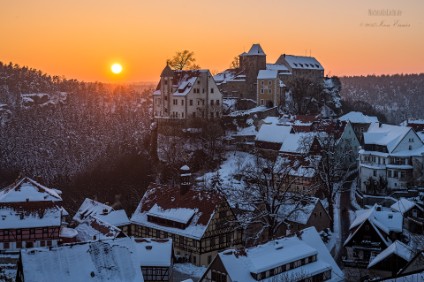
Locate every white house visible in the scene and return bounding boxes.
[358,123,424,194]
[153,65,222,120]
[200,227,343,282]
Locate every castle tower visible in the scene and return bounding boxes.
[160,62,174,117]
[239,44,266,100]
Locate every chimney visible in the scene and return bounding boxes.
[180,165,191,195]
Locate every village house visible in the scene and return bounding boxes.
[367,240,414,278]
[393,250,424,279]
[16,237,144,282]
[153,65,222,121]
[343,204,403,267]
[280,197,331,234]
[358,123,424,194]
[0,177,66,251]
[390,196,424,234]
[339,111,379,143]
[74,216,125,242]
[73,197,131,235]
[199,227,343,282]
[130,166,243,266]
[135,238,173,282]
[254,123,293,156]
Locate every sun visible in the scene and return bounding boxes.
[111,63,123,74]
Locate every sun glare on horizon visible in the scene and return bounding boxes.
[111,63,123,74]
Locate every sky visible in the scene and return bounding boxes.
[1,0,423,83]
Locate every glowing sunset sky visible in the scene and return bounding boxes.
[1,0,423,83]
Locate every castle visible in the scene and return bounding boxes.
[214,44,324,106]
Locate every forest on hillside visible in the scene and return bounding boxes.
[0,62,155,212]
[340,74,424,124]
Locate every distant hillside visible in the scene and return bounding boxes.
[0,62,154,211]
[340,74,424,124]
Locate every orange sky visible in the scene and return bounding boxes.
[1,0,423,83]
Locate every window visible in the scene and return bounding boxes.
[216,100,220,105]
[210,112,214,119]
[189,100,193,106]
[409,138,414,142]
[373,171,377,177]
[268,89,271,94]
[261,89,264,94]
[47,240,52,246]
[207,255,212,264]
[261,81,264,85]
[268,80,272,85]
[211,271,226,282]
[261,99,264,105]
[210,88,214,93]
[4,242,9,249]
[211,100,214,106]
[173,99,177,105]
[16,241,22,248]
[181,100,184,106]
[182,112,184,118]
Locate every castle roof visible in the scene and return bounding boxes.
[277,54,323,70]
[246,44,266,56]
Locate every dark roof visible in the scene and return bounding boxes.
[137,184,226,226]
[160,63,174,77]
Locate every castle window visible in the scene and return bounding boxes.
[216,100,220,105]
[181,100,184,106]
[189,100,193,106]
[210,88,214,93]
[211,100,214,106]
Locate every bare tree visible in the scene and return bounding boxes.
[285,76,324,115]
[168,50,199,70]
[230,56,240,69]
[315,130,355,230]
[209,152,319,245]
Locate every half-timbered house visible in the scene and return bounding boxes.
[0,177,65,251]
[131,166,243,266]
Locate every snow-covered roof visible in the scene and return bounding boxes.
[255,124,292,144]
[390,198,416,214]
[60,227,78,239]
[214,70,237,83]
[213,227,343,282]
[279,133,315,154]
[246,44,266,56]
[279,197,323,225]
[364,123,412,153]
[382,272,424,282]
[73,198,130,227]
[131,184,227,240]
[0,206,62,229]
[257,70,278,80]
[266,63,289,72]
[147,204,195,224]
[75,216,122,242]
[368,241,413,269]
[345,204,403,247]
[278,54,323,70]
[135,238,173,267]
[339,111,379,124]
[20,238,144,282]
[0,177,62,203]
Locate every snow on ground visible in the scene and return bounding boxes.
[201,151,256,190]
[333,186,342,258]
[350,179,362,210]
[173,263,206,278]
